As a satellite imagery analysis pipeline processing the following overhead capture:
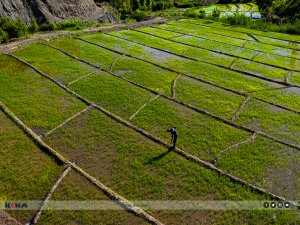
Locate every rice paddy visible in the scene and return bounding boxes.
[1,18,299,224]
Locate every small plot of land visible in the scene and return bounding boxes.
[0,111,64,223]
[1,18,300,224]
[38,171,149,225]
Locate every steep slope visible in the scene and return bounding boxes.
[0,0,118,24]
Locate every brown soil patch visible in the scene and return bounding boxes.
[0,211,22,225]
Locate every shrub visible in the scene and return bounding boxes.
[199,10,206,19]
[39,23,51,31]
[49,22,57,31]
[28,20,38,33]
[176,2,195,8]
[0,28,8,43]
[131,9,149,22]
[212,8,221,18]
[57,20,84,30]
[153,1,174,11]
[0,18,28,38]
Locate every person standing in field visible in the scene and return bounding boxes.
[167,126,178,149]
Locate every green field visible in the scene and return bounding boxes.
[1,18,300,224]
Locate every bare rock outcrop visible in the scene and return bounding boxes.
[0,0,118,24]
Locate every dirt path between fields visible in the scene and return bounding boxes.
[0,17,167,55]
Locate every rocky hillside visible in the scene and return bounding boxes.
[0,0,118,24]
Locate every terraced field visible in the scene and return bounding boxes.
[1,19,300,224]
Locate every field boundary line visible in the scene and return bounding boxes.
[109,54,125,72]
[171,74,181,98]
[153,25,300,61]
[0,101,69,164]
[180,20,300,45]
[43,105,94,138]
[129,94,161,121]
[247,33,260,42]
[0,101,164,225]
[75,37,300,115]
[30,165,73,224]
[230,95,251,122]
[284,70,293,84]
[181,47,192,56]
[3,59,300,207]
[67,71,97,86]
[243,40,249,47]
[251,52,261,61]
[229,59,238,69]
[108,32,300,79]
[212,132,257,165]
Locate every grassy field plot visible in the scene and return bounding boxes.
[38,171,149,225]
[110,29,190,55]
[174,61,282,92]
[254,35,300,51]
[0,55,86,135]
[131,97,250,160]
[111,56,177,96]
[174,76,245,119]
[182,47,235,67]
[153,24,247,46]
[154,24,299,61]
[13,44,96,85]
[68,72,156,119]
[135,26,182,39]
[254,53,300,71]
[138,25,259,60]
[44,109,298,225]
[231,59,288,82]
[290,71,300,86]
[217,136,300,200]
[235,99,300,145]
[168,21,252,40]
[49,38,120,71]
[110,29,236,67]
[252,87,300,112]
[80,33,192,68]
[244,41,300,59]
[172,35,259,59]
[0,111,64,224]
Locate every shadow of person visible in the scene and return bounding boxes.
[146,147,174,165]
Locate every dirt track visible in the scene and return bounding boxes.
[0,17,167,55]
